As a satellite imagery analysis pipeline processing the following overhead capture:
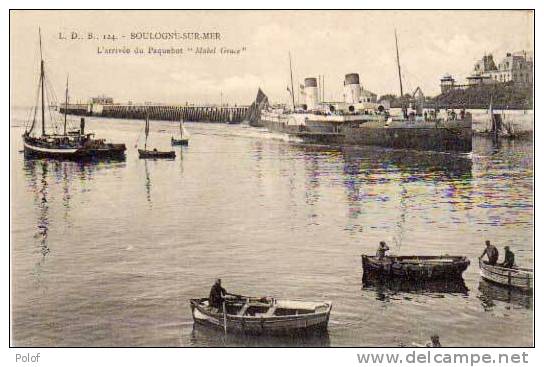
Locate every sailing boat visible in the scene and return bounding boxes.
[138,110,176,159]
[22,29,126,160]
[171,119,189,145]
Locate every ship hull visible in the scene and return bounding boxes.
[342,126,472,152]
[260,117,472,153]
[23,140,126,160]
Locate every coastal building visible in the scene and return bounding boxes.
[90,96,114,104]
[490,51,533,85]
[440,74,456,93]
[471,51,533,86]
[440,50,533,91]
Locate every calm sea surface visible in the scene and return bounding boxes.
[11,109,533,347]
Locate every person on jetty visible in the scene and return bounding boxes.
[376,241,390,260]
[479,240,499,265]
[208,278,234,310]
[501,246,515,268]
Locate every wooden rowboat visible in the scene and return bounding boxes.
[138,149,175,159]
[479,259,533,291]
[361,255,470,280]
[190,296,332,335]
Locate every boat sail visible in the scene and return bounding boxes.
[22,29,126,160]
[138,109,176,159]
[171,118,189,145]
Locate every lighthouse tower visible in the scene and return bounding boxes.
[304,77,319,110]
[344,73,361,104]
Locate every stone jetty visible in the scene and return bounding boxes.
[59,103,249,123]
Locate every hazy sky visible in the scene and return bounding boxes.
[10,10,534,106]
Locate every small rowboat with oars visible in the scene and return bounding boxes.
[361,255,470,280]
[479,259,533,291]
[190,295,332,335]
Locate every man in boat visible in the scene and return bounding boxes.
[208,278,235,310]
[376,241,390,260]
[426,335,441,347]
[479,240,499,266]
[501,246,515,268]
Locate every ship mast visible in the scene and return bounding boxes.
[144,109,149,151]
[319,75,325,103]
[64,75,69,136]
[394,29,406,116]
[288,52,295,110]
[39,28,45,137]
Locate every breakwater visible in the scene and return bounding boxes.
[59,104,249,123]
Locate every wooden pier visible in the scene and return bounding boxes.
[59,104,250,123]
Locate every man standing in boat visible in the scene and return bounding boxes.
[501,246,515,268]
[376,241,390,260]
[479,240,499,265]
[208,278,233,310]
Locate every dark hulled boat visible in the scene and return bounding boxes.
[22,29,126,160]
[361,255,470,280]
[138,149,176,159]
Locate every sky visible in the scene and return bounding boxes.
[10,10,534,106]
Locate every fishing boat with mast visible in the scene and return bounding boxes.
[251,31,472,153]
[22,29,126,160]
[138,110,176,159]
[171,119,189,145]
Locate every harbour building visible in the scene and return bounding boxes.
[440,50,533,91]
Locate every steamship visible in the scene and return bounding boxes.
[256,73,472,153]
[22,30,126,160]
[252,34,472,153]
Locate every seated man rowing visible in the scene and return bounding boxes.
[501,246,515,268]
[208,278,239,310]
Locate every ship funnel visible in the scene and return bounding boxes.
[304,77,318,110]
[344,73,361,104]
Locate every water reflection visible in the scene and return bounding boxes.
[339,146,472,180]
[27,160,51,259]
[189,323,330,347]
[478,279,532,310]
[22,158,127,258]
[144,160,152,205]
[303,153,321,208]
[362,276,469,302]
[286,144,473,233]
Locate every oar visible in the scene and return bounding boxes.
[222,301,228,335]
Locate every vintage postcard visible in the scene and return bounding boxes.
[9,9,534,352]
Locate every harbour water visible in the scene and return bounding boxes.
[11,109,533,347]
